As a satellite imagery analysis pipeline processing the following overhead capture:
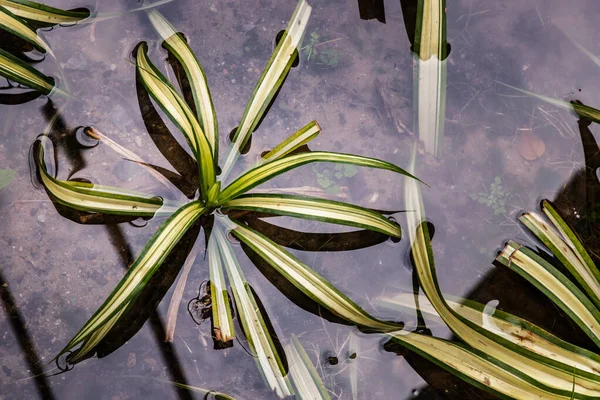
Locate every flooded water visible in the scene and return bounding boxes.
[1,0,600,399]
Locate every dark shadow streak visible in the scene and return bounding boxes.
[0,268,56,400]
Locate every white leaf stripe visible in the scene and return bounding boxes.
[261,120,320,163]
[226,218,401,332]
[136,43,215,199]
[380,292,600,378]
[208,234,235,342]
[498,242,600,349]
[0,47,54,94]
[58,201,206,356]
[218,151,423,204]
[389,332,570,400]
[286,335,331,400]
[213,226,292,398]
[521,212,600,310]
[542,200,600,292]
[221,193,401,237]
[221,0,312,180]
[405,146,600,396]
[35,137,180,216]
[0,5,52,54]
[0,0,89,23]
[147,9,218,159]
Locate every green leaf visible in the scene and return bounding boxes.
[57,201,206,360]
[35,137,182,216]
[521,210,600,310]
[136,43,215,201]
[217,151,424,204]
[405,144,600,396]
[286,335,331,400]
[213,225,292,398]
[221,193,402,237]
[223,217,401,332]
[0,5,53,54]
[379,292,600,379]
[496,242,600,350]
[388,331,576,400]
[147,9,218,160]
[0,0,90,24]
[0,47,59,95]
[208,233,235,344]
[343,164,357,178]
[0,169,15,190]
[261,120,320,163]
[221,0,312,180]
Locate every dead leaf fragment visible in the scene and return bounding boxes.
[519,131,545,161]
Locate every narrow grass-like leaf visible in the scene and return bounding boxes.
[208,233,235,344]
[223,217,401,332]
[388,331,573,400]
[286,335,331,400]
[221,193,401,238]
[0,169,15,190]
[221,0,312,180]
[165,237,203,342]
[496,81,600,124]
[147,9,218,160]
[521,211,600,310]
[35,137,181,216]
[0,48,58,95]
[496,242,600,350]
[561,29,600,69]
[136,43,215,201]
[0,0,90,24]
[379,292,600,377]
[414,0,447,157]
[68,306,126,363]
[406,145,600,396]
[542,200,600,293]
[213,225,292,398]
[0,5,52,54]
[261,121,320,163]
[218,151,423,204]
[57,201,206,359]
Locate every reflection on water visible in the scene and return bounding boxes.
[1,0,600,399]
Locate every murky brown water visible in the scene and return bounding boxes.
[1,0,600,399]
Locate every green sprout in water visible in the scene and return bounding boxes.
[0,169,15,190]
[301,30,340,69]
[470,176,506,216]
[313,163,357,195]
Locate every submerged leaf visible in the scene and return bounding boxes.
[286,335,331,400]
[214,225,292,398]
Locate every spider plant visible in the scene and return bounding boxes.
[35,1,421,397]
[383,146,600,399]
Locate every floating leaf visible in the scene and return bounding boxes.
[286,335,331,400]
